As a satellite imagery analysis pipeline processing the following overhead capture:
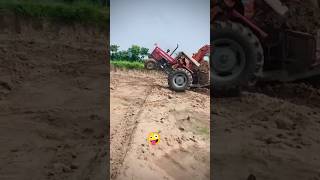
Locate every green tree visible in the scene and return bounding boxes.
[128,45,141,61]
[110,44,119,54]
[140,47,149,59]
[118,50,129,60]
[110,44,120,60]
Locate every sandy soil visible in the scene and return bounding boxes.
[212,82,320,180]
[0,13,108,180]
[110,70,210,180]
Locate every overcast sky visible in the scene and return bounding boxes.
[110,0,209,55]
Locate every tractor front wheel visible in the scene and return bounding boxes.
[168,68,193,92]
[144,59,158,70]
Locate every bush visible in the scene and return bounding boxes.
[0,0,108,28]
[111,61,144,70]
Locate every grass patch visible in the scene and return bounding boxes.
[0,0,108,28]
[192,126,209,139]
[196,127,209,135]
[111,60,145,70]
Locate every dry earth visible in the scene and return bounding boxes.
[110,70,210,180]
[212,83,320,180]
[0,13,108,180]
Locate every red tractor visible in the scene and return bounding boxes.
[211,0,320,93]
[150,44,210,91]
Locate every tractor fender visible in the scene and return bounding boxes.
[212,1,268,38]
[182,65,193,74]
[230,9,268,38]
[172,64,193,73]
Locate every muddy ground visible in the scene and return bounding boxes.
[110,70,210,180]
[0,13,108,180]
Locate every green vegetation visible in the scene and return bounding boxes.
[110,44,150,70]
[197,126,209,135]
[111,44,150,62]
[0,0,108,28]
[111,61,144,70]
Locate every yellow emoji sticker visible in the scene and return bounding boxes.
[148,132,160,145]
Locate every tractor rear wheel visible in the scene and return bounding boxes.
[168,68,193,92]
[211,21,264,95]
[144,59,157,70]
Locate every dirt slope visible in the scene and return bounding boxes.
[110,70,210,180]
[0,13,108,180]
[212,83,320,180]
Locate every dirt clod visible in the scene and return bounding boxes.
[70,164,78,170]
[275,118,294,130]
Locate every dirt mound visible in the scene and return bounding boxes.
[282,0,320,33]
[255,82,320,109]
[254,0,320,34]
[212,82,320,179]
[0,13,108,180]
[195,61,210,85]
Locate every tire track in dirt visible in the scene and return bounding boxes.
[110,73,157,179]
[112,88,153,179]
[111,70,210,180]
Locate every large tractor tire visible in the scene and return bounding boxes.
[144,59,158,70]
[211,21,264,94]
[168,68,193,92]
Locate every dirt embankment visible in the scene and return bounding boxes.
[110,70,210,180]
[0,12,108,180]
[253,0,320,34]
[212,82,320,180]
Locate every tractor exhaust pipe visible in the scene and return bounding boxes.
[170,44,179,56]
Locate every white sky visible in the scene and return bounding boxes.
[110,0,210,55]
